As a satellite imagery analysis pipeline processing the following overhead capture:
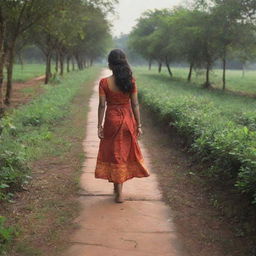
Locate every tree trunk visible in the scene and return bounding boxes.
[75,54,83,70]
[55,52,59,73]
[18,54,23,68]
[158,62,162,73]
[5,45,15,105]
[242,63,245,77]
[165,56,173,77]
[222,54,226,90]
[204,62,211,88]
[67,55,70,72]
[44,53,52,84]
[0,8,5,112]
[72,57,75,71]
[0,52,4,113]
[75,55,80,70]
[90,58,93,67]
[60,53,64,76]
[81,58,84,69]
[148,58,152,70]
[187,62,193,82]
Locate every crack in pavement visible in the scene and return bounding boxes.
[77,193,162,201]
[67,241,166,255]
[121,238,138,248]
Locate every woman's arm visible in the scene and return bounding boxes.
[130,92,143,138]
[98,95,106,139]
[130,93,141,126]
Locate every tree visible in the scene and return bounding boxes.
[71,2,112,70]
[195,0,256,89]
[0,0,115,92]
[128,10,162,70]
[233,31,256,77]
[1,0,62,104]
[129,1,256,90]
[0,6,5,112]
[129,8,220,86]
[146,9,178,76]
[169,9,212,82]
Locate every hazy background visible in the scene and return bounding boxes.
[111,0,184,37]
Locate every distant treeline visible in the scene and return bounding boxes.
[127,0,256,90]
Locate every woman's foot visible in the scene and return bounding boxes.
[115,193,124,203]
[113,183,118,194]
[114,183,124,203]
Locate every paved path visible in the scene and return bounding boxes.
[64,69,185,256]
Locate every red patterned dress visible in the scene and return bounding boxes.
[94,77,150,183]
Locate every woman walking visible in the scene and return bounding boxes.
[95,49,150,203]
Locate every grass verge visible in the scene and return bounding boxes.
[0,67,101,255]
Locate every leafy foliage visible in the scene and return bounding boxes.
[0,216,16,254]
[136,68,256,204]
[129,3,256,88]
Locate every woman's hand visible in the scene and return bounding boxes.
[137,127,143,139]
[98,127,104,139]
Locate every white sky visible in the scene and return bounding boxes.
[110,0,185,37]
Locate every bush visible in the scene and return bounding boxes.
[0,216,16,254]
[234,111,256,131]
[137,73,256,204]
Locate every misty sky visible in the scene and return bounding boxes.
[111,0,184,37]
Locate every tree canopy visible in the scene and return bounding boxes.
[0,0,116,110]
[128,1,256,88]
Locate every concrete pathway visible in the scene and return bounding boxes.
[64,69,185,256]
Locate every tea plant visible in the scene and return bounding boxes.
[135,68,256,204]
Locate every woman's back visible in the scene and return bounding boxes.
[99,76,137,106]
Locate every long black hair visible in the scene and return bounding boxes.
[108,49,134,94]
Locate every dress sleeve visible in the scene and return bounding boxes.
[99,78,106,96]
[131,78,138,94]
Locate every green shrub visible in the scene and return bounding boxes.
[136,70,256,204]
[234,111,256,131]
[0,216,16,254]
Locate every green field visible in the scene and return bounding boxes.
[6,64,45,82]
[140,66,256,95]
[134,67,256,114]
[134,67,256,204]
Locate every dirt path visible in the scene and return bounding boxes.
[63,69,187,256]
[3,75,45,110]
[139,106,253,255]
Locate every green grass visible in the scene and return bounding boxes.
[7,64,45,82]
[0,66,101,255]
[134,67,256,116]
[0,67,100,199]
[140,66,256,94]
[134,67,256,205]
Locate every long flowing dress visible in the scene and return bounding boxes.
[94,77,150,184]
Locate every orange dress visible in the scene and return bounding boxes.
[94,77,150,183]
